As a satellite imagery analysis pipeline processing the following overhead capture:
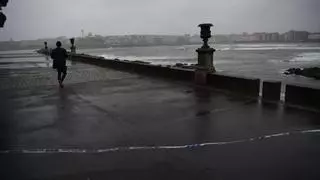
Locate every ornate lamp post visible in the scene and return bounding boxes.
[196,23,216,72]
[199,23,213,48]
[194,23,216,84]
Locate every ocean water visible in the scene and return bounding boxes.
[1,43,320,87]
[78,43,320,87]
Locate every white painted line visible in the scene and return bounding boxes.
[0,129,319,154]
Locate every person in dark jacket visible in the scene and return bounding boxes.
[51,41,68,88]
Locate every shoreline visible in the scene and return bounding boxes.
[1,41,320,52]
[285,67,320,80]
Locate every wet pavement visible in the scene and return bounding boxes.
[0,54,320,180]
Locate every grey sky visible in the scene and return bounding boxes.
[0,0,319,41]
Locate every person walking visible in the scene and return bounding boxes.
[51,41,68,88]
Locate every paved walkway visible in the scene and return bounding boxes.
[0,54,320,180]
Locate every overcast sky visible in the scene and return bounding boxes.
[0,0,319,41]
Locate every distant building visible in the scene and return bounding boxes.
[294,31,309,41]
[283,31,309,41]
[229,34,243,42]
[241,32,282,42]
[252,33,267,41]
[308,33,320,41]
[265,33,272,41]
[279,34,286,41]
[270,33,280,41]
[213,34,230,43]
[284,31,295,41]
[251,33,262,41]
[105,36,121,46]
[248,34,260,41]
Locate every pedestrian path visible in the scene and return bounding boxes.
[0,53,320,180]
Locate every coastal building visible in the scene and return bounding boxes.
[248,34,260,41]
[308,33,320,41]
[229,34,243,42]
[284,31,309,41]
[252,33,267,41]
[284,31,295,41]
[265,33,272,41]
[104,36,121,46]
[270,33,280,41]
[279,34,286,41]
[293,31,309,41]
[213,34,230,43]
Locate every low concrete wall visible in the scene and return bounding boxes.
[262,81,281,101]
[70,54,194,81]
[207,73,260,97]
[285,84,320,109]
[67,53,320,106]
[70,54,261,97]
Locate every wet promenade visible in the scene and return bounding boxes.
[0,53,320,180]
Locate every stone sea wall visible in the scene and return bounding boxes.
[62,53,320,110]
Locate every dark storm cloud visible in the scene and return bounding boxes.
[0,0,319,41]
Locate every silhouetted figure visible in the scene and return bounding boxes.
[51,41,68,88]
[0,0,8,28]
[44,41,50,56]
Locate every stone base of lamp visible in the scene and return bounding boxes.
[196,48,216,73]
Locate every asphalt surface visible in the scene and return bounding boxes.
[0,54,320,180]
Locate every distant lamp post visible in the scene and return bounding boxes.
[70,38,76,53]
[43,41,49,56]
[195,23,215,84]
[199,23,213,49]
